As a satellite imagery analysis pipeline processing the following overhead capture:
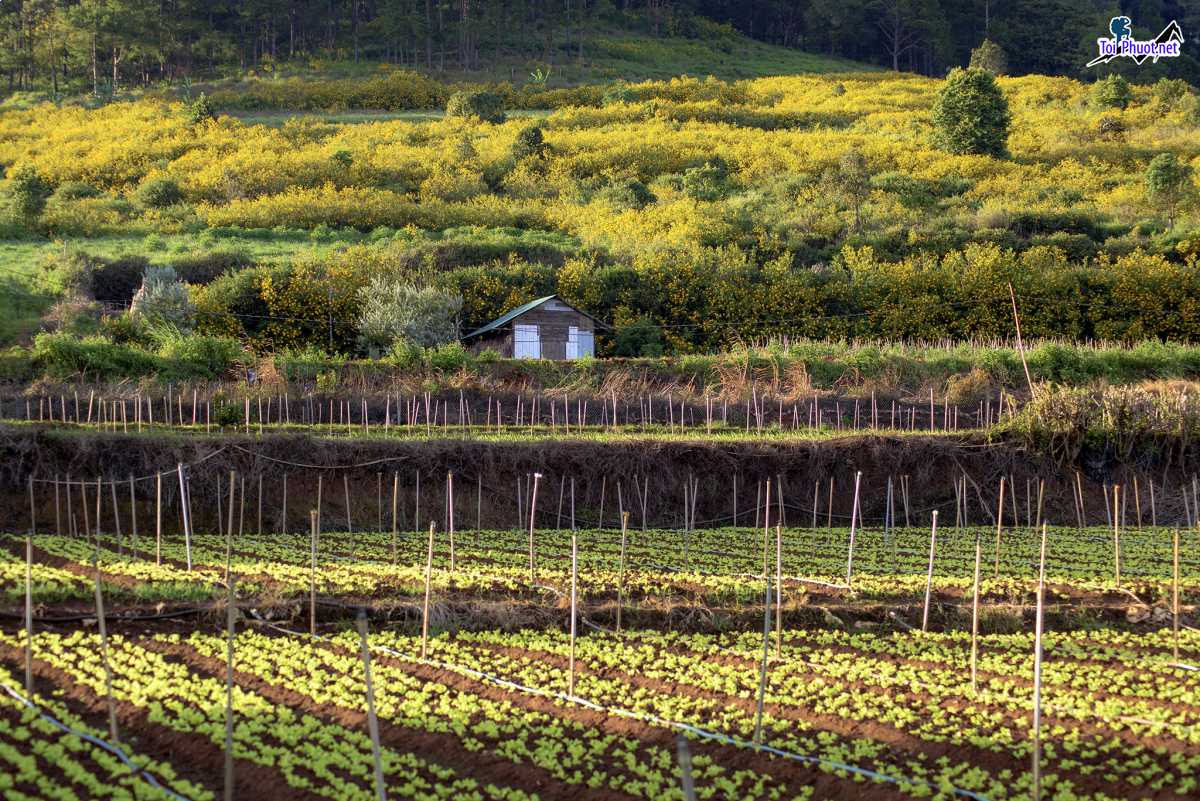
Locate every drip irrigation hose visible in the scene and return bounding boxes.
[0,682,196,801]
[0,606,216,623]
[248,608,995,801]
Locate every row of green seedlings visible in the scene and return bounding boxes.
[23,461,1200,586]
[15,478,1195,801]
[10,384,1013,438]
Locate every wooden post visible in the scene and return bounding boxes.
[54,475,61,539]
[256,475,263,547]
[845,471,862,585]
[994,478,1005,578]
[681,733,700,801]
[1113,484,1121,587]
[356,609,388,801]
[568,530,578,697]
[827,477,834,534]
[344,473,355,557]
[529,474,542,582]
[28,476,36,539]
[155,473,162,566]
[753,582,771,751]
[447,472,455,571]
[677,732,697,801]
[309,511,318,638]
[177,464,192,571]
[94,476,102,549]
[1173,526,1181,662]
[91,556,120,746]
[971,531,982,695]
[775,524,782,657]
[129,476,137,560]
[421,522,435,659]
[762,479,771,578]
[25,534,33,695]
[921,511,939,632]
[392,472,399,565]
[226,471,237,583]
[732,475,737,530]
[616,512,628,634]
[1031,523,1048,801]
[1134,476,1142,531]
[1150,478,1156,533]
[224,573,236,801]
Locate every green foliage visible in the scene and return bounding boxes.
[155,333,242,380]
[969,40,1008,76]
[329,149,353,168]
[131,264,195,334]
[4,164,50,228]
[184,93,215,126]
[427,342,471,372]
[825,147,871,230]
[355,278,463,355]
[511,124,546,160]
[1153,78,1191,109]
[681,162,728,202]
[452,135,479,162]
[931,67,1011,159]
[871,172,933,208]
[601,83,638,106]
[135,176,184,209]
[31,332,161,380]
[1095,73,1133,110]
[1144,153,1194,231]
[49,181,100,203]
[596,178,657,210]
[613,317,663,357]
[445,90,506,124]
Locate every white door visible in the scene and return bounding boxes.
[514,324,541,359]
[578,330,594,358]
[566,326,579,359]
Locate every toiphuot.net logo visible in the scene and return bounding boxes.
[1087,17,1184,67]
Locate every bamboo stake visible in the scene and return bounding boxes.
[1077,472,1087,528]
[568,530,578,697]
[94,476,102,548]
[1134,476,1142,531]
[529,474,542,582]
[155,473,162,566]
[922,511,939,632]
[753,581,771,751]
[677,732,697,801]
[1113,485,1121,587]
[91,555,120,746]
[28,476,36,538]
[224,573,236,801]
[903,475,911,527]
[55,475,61,538]
[310,511,318,638]
[1031,523,1048,801]
[762,479,771,578]
[616,512,628,634]
[25,534,33,695]
[598,476,606,531]
[775,524,783,657]
[1150,478,1156,532]
[177,465,192,571]
[994,477,1006,578]
[421,522,435,659]
[827,477,834,534]
[845,472,862,585]
[256,475,262,547]
[226,471,236,584]
[392,472,399,565]
[282,474,289,539]
[110,480,123,557]
[356,609,388,801]
[970,532,982,695]
[1174,526,1181,662]
[344,473,354,557]
[447,472,455,571]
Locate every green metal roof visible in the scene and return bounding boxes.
[462,295,557,339]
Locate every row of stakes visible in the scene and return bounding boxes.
[14,467,1194,801]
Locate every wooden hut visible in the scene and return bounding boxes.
[462,295,613,359]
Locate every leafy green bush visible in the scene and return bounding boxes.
[446,90,506,124]
[511,124,546,160]
[31,333,162,380]
[428,342,471,372]
[596,178,657,210]
[682,162,728,202]
[4,164,50,227]
[356,278,463,355]
[1095,74,1133,110]
[135,176,184,208]
[601,84,638,106]
[156,333,242,380]
[613,318,663,357]
[131,264,195,334]
[968,39,1008,76]
[49,181,100,203]
[931,67,1011,159]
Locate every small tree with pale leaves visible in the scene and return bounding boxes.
[131,264,195,335]
[356,278,463,356]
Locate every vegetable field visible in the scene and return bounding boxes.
[3,467,1199,801]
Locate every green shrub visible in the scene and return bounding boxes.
[49,181,100,202]
[356,278,463,355]
[4,164,50,227]
[596,178,657,210]
[446,90,506,124]
[135,176,184,208]
[872,172,932,208]
[131,264,195,334]
[613,318,663,357]
[682,162,728,202]
[602,84,638,106]
[511,124,546,160]
[428,342,471,372]
[1095,74,1133,110]
[968,39,1008,76]
[31,333,162,380]
[156,334,243,380]
[931,67,1011,159]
